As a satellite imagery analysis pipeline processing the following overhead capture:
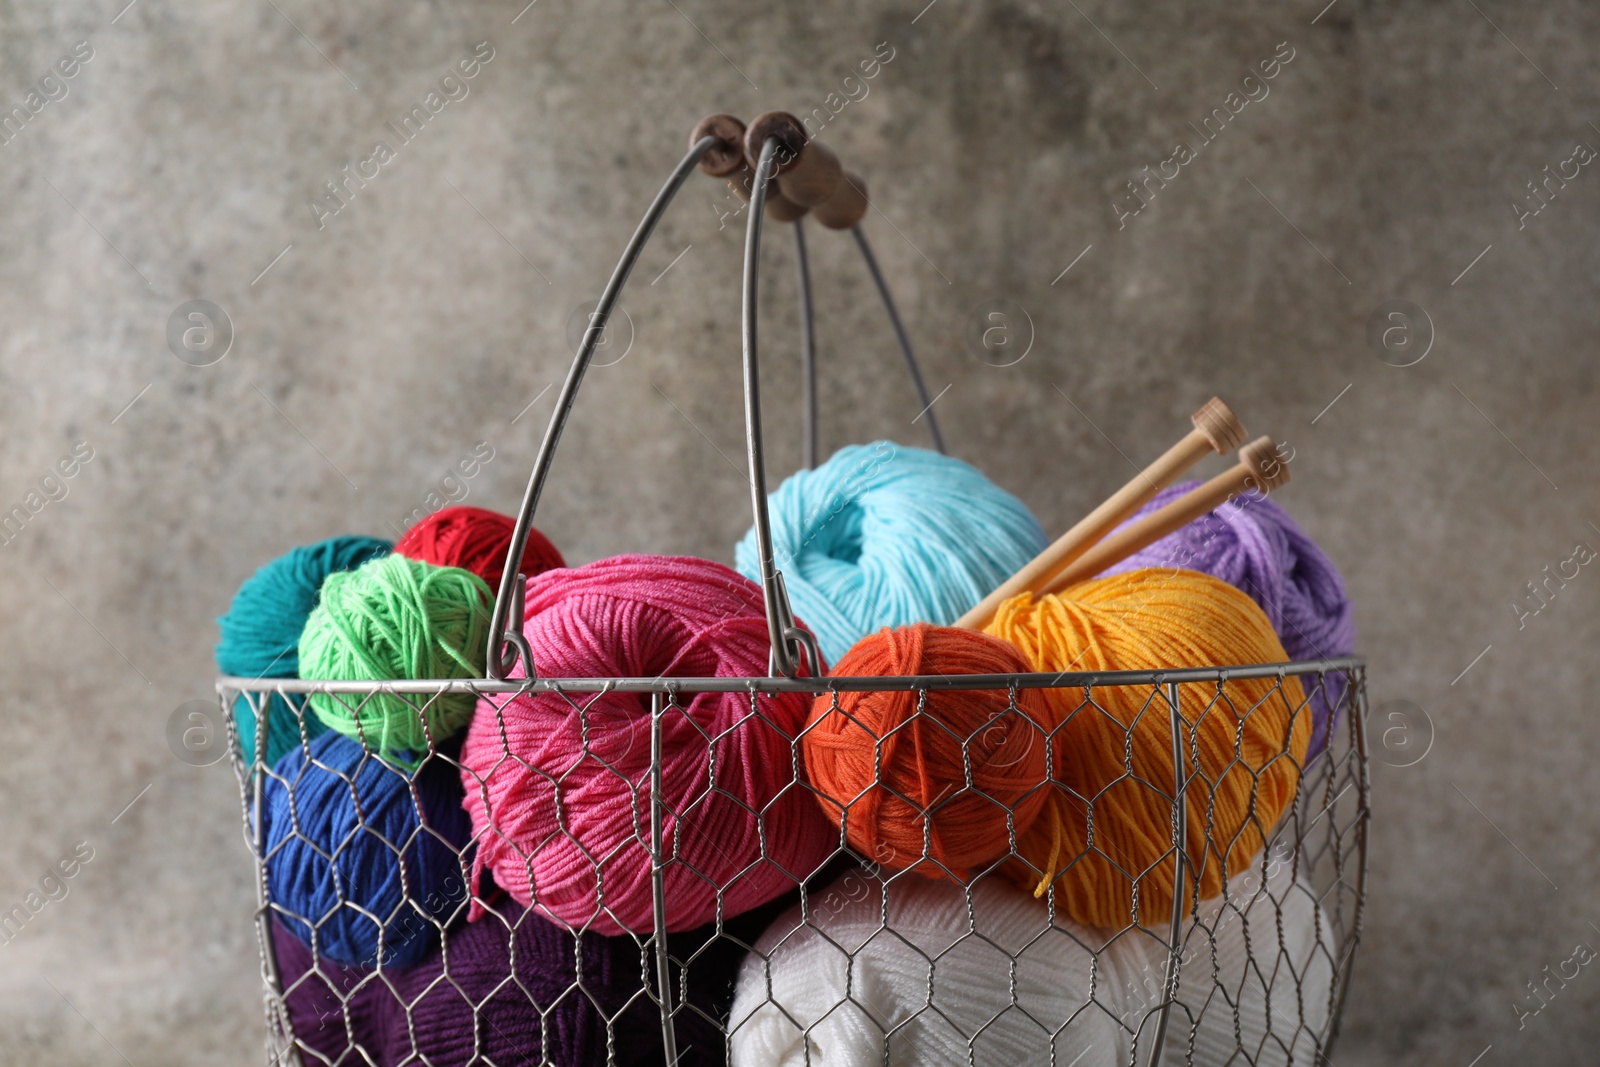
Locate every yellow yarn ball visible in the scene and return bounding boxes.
[983,569,1310,929]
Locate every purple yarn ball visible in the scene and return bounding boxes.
[1100,481,1355,759]
[272,890,794,1066]
[271,918,387,1062]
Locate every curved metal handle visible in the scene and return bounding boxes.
[793,218,819,469]
[486,136,715,679]
[487,133,814,681]
[851,225,946,455]
[743,136,814,679]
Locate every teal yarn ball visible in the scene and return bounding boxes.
[216,536,392,767]
[735,441,1048,664]
[300,555,493,769]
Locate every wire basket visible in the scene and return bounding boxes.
[220,124,1370,1067]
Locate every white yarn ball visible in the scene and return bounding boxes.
[1117,857,1335,1066]
[730,858,1335,1067]
[728,870,1137,1066]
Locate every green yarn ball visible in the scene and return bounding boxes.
[299,555,493,768]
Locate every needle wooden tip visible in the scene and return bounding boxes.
[1240,435,1291,492]
[1192,397,1247,454]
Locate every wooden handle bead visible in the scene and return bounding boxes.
[743,111,809,174]
[692,114,748,177]
[725,164,754,202]
[1038,436,1290,596]
[743,110,878,226]
[765,187,809,222]
[744,111,841,212]
[954,397,1246,629]
[812,172,869,230]
[724,164,810,221]
[777,140,843,207]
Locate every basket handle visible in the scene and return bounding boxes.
[486,133,821,681]
[742,135,824,678]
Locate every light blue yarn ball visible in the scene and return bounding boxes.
[736,442,1047,665]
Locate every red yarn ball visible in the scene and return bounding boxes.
[394,506,564,593]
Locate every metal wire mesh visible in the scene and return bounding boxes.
[222,659,1367,1066]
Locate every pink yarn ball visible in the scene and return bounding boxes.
[460,554,834,936]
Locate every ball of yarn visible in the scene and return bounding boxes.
[275,892,796,1067]
[270,917,387,1061]
[803,624,1052,879]
[984,570,1310,929]
[1098,482,1355,759]
[394,505,565,593]
[1121,857,1334,1066]
[216,536,392,767]
[729,869,1135,1066]
[736,441,1047,664]
[300,555,492,768]
[460,554,835,936]
[264,731,473,968]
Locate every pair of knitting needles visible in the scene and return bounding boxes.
[956,399,1290,630]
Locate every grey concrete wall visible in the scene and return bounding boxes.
[0,0,1596,1062]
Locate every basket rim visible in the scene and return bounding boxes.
[217,655,1364,695]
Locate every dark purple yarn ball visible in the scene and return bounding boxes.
[273,889,795,1065]
[271,918,388,1062]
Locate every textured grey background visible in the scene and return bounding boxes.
[0,0,1596,1062]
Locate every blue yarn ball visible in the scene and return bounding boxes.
[736,442,1048,664]
[216,536,392,767]
[263,731,472,968]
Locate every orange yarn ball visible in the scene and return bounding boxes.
[984,569,1310,929]
[803,624,1052,879]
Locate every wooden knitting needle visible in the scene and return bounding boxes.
[1037,435,1290,597]
[954,398,1247,629]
